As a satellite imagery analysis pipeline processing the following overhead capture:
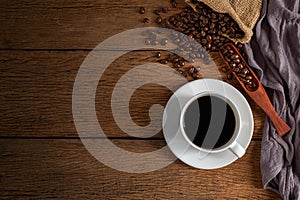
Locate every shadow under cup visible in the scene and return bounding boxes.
[181,93,240,152]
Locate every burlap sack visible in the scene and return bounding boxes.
[186,0,262,43]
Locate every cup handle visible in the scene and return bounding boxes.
[229,142,245,158]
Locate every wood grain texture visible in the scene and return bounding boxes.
[0,51,266,138]
[1,139,280,199]
[0,0,190,49]
[0,0,277,199]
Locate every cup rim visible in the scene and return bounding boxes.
[179,91,241,153]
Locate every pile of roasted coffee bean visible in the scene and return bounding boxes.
[138,1,247,81]
[161,3,244,53]
[220,44,258,90]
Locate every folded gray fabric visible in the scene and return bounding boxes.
[244,0,300,199]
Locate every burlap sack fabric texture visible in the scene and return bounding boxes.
[186,0,263,43]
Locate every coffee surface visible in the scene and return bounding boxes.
[184,95,236,149]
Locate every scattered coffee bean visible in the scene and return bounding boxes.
[145,38,151,45]
[151,40,159,45]
[161,38,168,46]
[173,58,179,63]
[139,2,247,81]
[227,73,233,80]
[143,18,150,23]
[179,60,185,66]
[160,59,168,64]
[155,17,162,24]
[162,7,168,13]
[167,54,172,62]
[156,52,161,58]
[171,0,177,8]
[189,67,195,74]
[195,66,201,71]
[174,62,181,68]
[139,7,145,14]
[182,71,188,77]
[222,67,228,73]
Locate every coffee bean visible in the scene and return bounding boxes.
[145,38,151,45]
[156,52,161,58]
[206,35,212,43]
[246,75,253,80]
[189,67,195,74]
[173,58,179,63]
[221,27,227,33]
[237,42,243,49]
[231,54,239,60]
[222,67,227,73]
[238,73,246,78]
[242,68,249,75]
[160,59,168,64]
[225,56,231,62]
[233,58,240,63]
[209,23,215,29]
[174,62,181,68]
[227,73,233,80]
[154,9,161,15]
[161,38,168,46]
[182,71,188,77]
[175,21,183,28]
[224,16,230,22]
[179,60,185,66]
[167,54,172,62]
[174,38,181,43]
[139,7,145,14]
[147,30,155,36]
[155,17,162,24]
[238,63,244,69]
[143,18,150,23]
[190,53,196,58]
[195,66,201,71]
[233,67,240,73]
[201,39,207,44]
[162,19,170,27]
[162,7,168,13]
[230,62,237,68]
[151,40,159,45]
[206,43,212,49]
[172,1,177,8]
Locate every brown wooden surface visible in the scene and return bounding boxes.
[2,139,279,199]
[0,51,266,139]
[0,0,280,199]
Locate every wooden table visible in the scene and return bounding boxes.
[0,0,281,199]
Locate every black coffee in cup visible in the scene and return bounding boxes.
[183,95,236,149]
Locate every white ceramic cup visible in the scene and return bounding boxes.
[179,92,245,158]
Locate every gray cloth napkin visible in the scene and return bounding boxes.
[244,0,300,199]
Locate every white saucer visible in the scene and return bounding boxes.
[162,79,253,169]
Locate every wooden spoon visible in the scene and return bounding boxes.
[219,43,291,136]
